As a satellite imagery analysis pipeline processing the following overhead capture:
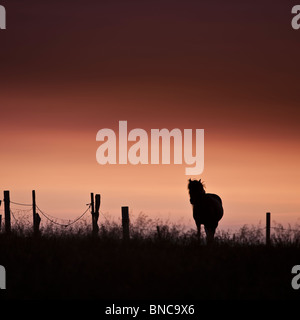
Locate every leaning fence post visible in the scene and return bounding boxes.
[4,191,11,234]
[266,212,271,246]
[122,206,130,241]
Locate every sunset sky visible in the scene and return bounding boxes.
[0,0,299,230]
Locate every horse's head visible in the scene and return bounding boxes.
[188,179,205,204]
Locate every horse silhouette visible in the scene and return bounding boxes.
[188,179,223,244]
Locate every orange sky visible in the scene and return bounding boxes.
[1,1,300,230]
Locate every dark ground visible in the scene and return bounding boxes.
[0,233,299,300]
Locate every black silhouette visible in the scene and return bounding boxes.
[188,179,224,244]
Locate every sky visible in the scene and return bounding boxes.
[0,0,300,230]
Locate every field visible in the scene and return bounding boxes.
[0,216,300,300]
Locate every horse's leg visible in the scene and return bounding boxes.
[205,226,215,245]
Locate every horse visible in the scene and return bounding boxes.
[188,179,223,244]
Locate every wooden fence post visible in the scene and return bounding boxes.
[35,214,41,236]
[122,206,130,241]
[90,193,94,214]
[4,191,11,234]
[93,194,100,236]
[32,190,41,236]
[90,193,99,236]
[32,190,36,230]
[266,212,271,246]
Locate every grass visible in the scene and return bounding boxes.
[0,213,300,300]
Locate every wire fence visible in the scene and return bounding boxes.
[1,195,300,244]
[36,204,91,228]
[2,198,92,230]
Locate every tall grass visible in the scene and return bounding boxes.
[1,212,300,299]
[5,211,300,246]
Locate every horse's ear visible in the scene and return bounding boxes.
[199,179,201,182]
[189,179,191,182]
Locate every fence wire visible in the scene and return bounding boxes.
[35,204,91,228]
[1,197,91,229]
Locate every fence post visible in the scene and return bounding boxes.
[122,206,130,241]
[266,212,271,246]
[32,190,36,230]
[32,190,41,236]
[4,191,11,234]
[93,194,100,236]
[90,193,97,236]
[90,193,94,214]
[35,213,41,236]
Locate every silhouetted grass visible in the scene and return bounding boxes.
[1,213,300,300]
